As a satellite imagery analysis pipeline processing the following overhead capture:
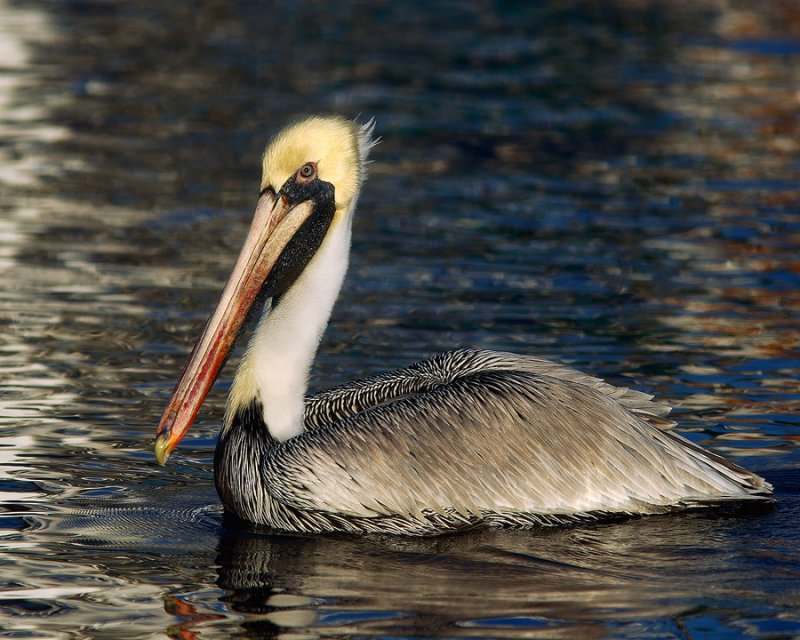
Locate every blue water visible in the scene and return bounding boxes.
[1,1,798,638]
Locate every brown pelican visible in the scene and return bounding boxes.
[154,115,772,535]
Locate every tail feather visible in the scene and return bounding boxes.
[665,430,773,498]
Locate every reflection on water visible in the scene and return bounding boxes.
[1,0,799,637]
[209,508,798,640]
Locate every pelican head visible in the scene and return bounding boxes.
[155,115,376,465]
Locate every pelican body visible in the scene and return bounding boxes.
[154,116,772,535]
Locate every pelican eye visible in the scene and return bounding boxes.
[297,162,317,183]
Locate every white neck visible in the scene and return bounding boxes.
[225,206,354,441]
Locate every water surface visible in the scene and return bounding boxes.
[1,1,799,638]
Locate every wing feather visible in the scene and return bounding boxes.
[269,363,767,522]
[304,349,675,432]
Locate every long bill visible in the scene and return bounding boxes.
[154,192,316,465]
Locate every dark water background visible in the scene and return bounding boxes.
[1,1,799,638]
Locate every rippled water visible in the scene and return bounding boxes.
[1,1,799,637]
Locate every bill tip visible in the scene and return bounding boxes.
[154,433,172,466]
